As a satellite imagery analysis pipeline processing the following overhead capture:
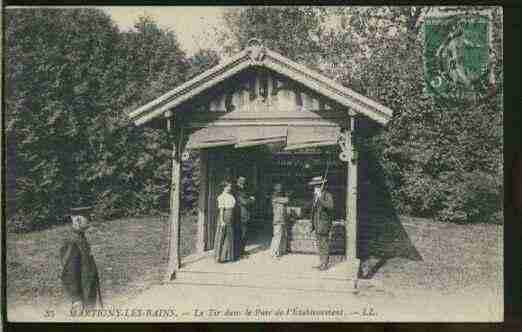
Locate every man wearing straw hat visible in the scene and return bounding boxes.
[308,176,334,271]
[60,206,102,311]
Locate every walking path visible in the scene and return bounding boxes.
[7,221,503,322]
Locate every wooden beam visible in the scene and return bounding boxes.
[185,109,348,121]
[196,150,208,253]
[235,137,285,148]
[345,116,358,260]
[284,140,338,151]
[166,127,183,280]
[186,121,343,128]
[206,153,215,251]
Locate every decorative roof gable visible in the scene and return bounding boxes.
[128,39,393,126]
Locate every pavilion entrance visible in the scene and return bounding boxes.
[178,143,357,292]
[201,143,348,258]
[204,145,273,251]
[127,40,394,288]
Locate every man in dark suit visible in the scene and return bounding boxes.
[60,207,102,311]
[308,176,334,271]
[235,176,256,256]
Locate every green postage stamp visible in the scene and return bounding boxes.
[423,14,490,99]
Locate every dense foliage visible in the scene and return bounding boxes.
[6,7,502,231]
[5,9,217,230]
[220,6,503,224]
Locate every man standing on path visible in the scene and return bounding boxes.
[235,176,256,257]
[60,207,102,311]
[308,176,334,271]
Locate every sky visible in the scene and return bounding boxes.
[102,6,227,56]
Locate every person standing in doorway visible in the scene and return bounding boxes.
[60,207,102,311]
[270,183,290,258]
[215,180,239,263]
[308,176,334,271]
[235,176,256,257]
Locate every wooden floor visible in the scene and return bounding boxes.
[174,239,360,293]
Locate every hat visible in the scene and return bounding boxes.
[308,176,327,186]
[68,206,93,217]
[71,215,89,229]
[220,179,232,188]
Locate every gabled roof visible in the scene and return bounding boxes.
[128,39,393,126]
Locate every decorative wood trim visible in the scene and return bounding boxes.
[129,50,249,117]
[259,68,269,101]
[266,49,392,121]
[134,60,252,126]
[128,44,393,127]
[264,56,391,125]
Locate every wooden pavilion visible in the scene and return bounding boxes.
[128,39,393,288]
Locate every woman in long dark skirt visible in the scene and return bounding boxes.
[214,180,239,263]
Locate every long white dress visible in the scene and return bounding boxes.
[270,195,289,257]
[214,192,238,262]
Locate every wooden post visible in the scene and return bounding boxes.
[196,149,208,253]
[206,151,218,251]
[345,115,358,261]
[166,121,183,281]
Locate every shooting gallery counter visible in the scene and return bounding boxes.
[287,218,346,254]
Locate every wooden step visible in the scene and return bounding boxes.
[172,253,360,293]
[172,270,358,293]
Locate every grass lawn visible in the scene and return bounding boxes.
[374,216,502,296]
[6,214,502,312]
[6,214,197,309]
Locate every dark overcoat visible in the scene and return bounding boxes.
[310,191,334,235]
[235,188,255,224]
[60,231,100,307]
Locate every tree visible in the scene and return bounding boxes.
[220,6,503,223]
[187,48,221,80]
[5,10,193,229]
[5,8,122,228]
[221,7,326,69]
[82,15,192,220]
[329,7,503,223]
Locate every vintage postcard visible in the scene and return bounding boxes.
[4,6,503,322]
